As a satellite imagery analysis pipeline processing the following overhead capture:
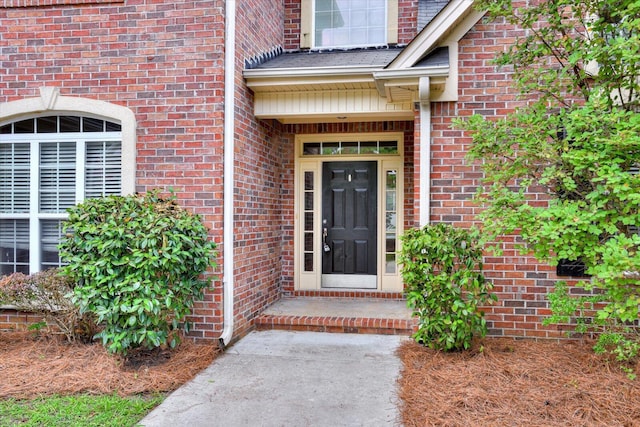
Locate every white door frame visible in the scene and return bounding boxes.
[293,133,404,292]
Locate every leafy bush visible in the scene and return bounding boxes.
[399,224,497,351]
[59,191,217,355]
[459,0,640,366]
[0,269,95,342]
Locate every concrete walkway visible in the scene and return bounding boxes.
[140,330,406,427]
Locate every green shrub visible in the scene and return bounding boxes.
[399,224,497,351]
[0,269,95,342]
[59,191,217,355]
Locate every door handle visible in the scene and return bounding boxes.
[322,227,331,253]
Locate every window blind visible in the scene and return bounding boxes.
[0,143,30,214]
[39,142,77,213]
[85,141,122,198]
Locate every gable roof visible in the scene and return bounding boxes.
[243,0,485,123]
[385,0,480,70]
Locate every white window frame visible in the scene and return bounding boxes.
[294,132,404,292]
[1,121,122,273]
[300,0,398,49]
[0,89,137,274]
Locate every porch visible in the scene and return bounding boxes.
[255,296,418,336]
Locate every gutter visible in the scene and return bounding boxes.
[243,65,388,79]
[219,0,236,349]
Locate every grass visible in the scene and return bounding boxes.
[0,393,165,427]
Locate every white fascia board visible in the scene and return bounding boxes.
[373,65,449,97]
[244,65,384,80]
[373,65,449,80]
[387,0,476,70]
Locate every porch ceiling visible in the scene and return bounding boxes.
[244,53,450,124]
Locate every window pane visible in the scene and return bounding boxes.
[315,0,386,48]
[304,254,313,271]
[82,117,104,132]
[304,232,314,252]
[0,219,29,274]
[304,253,314,272]
[40,142,76,213]
[386,237,396,253]
[304,212,314,231]
[303,143,321,155]
[341,141,358,154]
[41,220,64,268]
[0,124,11,134]
[386,212,396,232]
[60,116,81,133]
[379,141,398,154]
[105,121,121,132]
[385,254,396,274]
[386,170,396,189]
[386,191,396,211]
[304,192,313,210]
[37,116,58,133]
[304,171,314,191]
[0,143,30,213]
[322,142,339,155]
[85,141,122,198]
[360,141,377,154]
[14,119,35,134]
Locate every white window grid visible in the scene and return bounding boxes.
[313,0,387,49]
[0,122,121,274]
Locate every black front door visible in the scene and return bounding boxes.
[322,161,377,287]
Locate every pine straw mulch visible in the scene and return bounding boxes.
[0,331,218,399]
[398,338,640,427]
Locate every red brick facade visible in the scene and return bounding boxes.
[433,15,569,339]
[1,0,575,341]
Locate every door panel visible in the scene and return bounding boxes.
[322,161,377,284]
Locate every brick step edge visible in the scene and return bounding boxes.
[255,314,418,336]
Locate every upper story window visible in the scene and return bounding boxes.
[0,116,122,274]
[314,0,387,48]
[301,0,398,49]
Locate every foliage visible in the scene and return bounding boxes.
[0,393,164,427]
[399,224,497,351]
[59,191,217,355]
[0,269,96,342]
[456,0,640,362]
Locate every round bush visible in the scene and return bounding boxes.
[59,191,217,354]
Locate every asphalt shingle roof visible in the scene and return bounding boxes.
[418,0,450,30]
[250,48,405,70]
[246,0,452,72]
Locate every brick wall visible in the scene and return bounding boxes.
[0,309,44,331]
[1,0,590,342]
[397,0,419,44]
[427,13,572,339]
[232,0,287,338]
[0,0,228,339]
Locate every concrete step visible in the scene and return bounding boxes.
[255,297,418,336]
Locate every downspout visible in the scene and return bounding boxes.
[219,0,236,348]
[418,76,431,227]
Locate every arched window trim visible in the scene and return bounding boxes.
[0,87,136,195]
[0,88,137,274]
